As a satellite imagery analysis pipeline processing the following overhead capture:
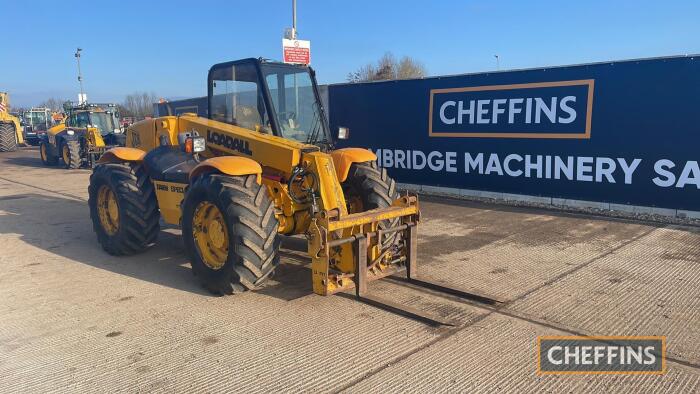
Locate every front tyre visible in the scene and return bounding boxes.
[62,139,81,169]
[40,140,59,165]
[343,161,400,249]
[182,174,280,295]
[88,163,160,255]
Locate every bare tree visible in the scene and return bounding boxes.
[397,56,427,79]
[116,104,130,118]
[347,52,427,82]
[122,92,158,119]
[38,98,65,112]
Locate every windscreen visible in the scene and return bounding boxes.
[25,111,48,129]
[262,64,329,144]
[89,112,118,135]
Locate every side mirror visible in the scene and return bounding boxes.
[337,126,350,140]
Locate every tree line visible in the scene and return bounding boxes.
[35,92,158,119]
[347,52,427,82]
[30,52,426,116]
[119,92,158,119]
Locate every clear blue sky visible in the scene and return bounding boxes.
[3,0,699,107]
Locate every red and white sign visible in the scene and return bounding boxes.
[282,39,311,65]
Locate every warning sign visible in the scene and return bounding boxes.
[282,39,311,65]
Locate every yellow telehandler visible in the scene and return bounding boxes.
[0,92,24,152]
[40,102,124,168]
[88,58,500,324]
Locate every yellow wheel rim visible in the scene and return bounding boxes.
[97,185,120,236]
[40,144,47,162]
[62,144,70,164]
[192,201,229,270]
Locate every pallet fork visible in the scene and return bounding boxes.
[311,195,504,326]
[353,224,504,326]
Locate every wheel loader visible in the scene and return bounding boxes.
[0,92,24,152]
[40,101,125,168]
[88,58,500,324]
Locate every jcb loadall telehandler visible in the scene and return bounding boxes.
[89,58,500,325]
[40,102,124,168]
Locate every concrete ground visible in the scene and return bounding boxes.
[0,147,698,393]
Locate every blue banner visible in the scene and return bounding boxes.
[328,55,700,211]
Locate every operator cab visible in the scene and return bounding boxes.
[64,103,122,136]
[208,58,332,148]
[23,109,51,132]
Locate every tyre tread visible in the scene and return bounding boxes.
[345,161,401,248]
[88,163,160,255]
[0,123,18,152]
[63,139,81,169]
[183,174,280,295]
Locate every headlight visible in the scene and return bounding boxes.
[192,136,206,153]
[338,127,350,140]
[113,128,122,134]
[66,129,75,135]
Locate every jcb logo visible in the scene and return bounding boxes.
[207,130,253,155]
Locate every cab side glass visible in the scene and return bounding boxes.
[210,62,268,132]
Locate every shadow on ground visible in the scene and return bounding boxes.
[3,155,74,170]
[0,192,315,301]
[2,148,92,171]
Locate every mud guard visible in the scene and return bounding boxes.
[190,156,262,184]
[330,148,377,183]
[97,147,147,163]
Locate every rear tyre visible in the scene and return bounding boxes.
[88,163,160,255]
[40,140,59,165]
[62,139,81,169]
[182,174,280,295]
[0,123,17,152]
[343,161,400,249]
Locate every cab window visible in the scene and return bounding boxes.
[75,112,90,128]
[210,62,270,133]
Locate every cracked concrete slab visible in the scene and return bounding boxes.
[0,148,697,392]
